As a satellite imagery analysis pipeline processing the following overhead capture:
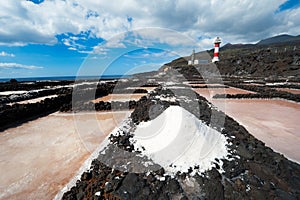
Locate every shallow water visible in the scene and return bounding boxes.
[275,88,300,94]
[93,93,146,103]
[217,99,300,163]
[0,111,130,200]
[193,86,300,163]
[193,86,255,101]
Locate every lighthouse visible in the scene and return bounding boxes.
[212,37,221,63]
[188,50,195,65]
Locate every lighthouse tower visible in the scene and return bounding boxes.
[212,37,221,63]
[188,49,195,65]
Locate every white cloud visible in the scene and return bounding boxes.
[0,51,15,57]
[68,47,77,51]
[133,28,197,47]
[62,37,85,51]
[0,62,43,69]
[124,50,175,59]
[0,0,299,48]
[104,34,127,48]
[92,45,108,55]
[273,6,300,36]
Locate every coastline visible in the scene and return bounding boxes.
[0,75,132,83]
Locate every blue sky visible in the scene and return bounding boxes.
[278,0,300,11]
[0,0,300,78]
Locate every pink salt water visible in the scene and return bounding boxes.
[217,99,300,163]
[190,83,224,87]
[193,86,255,101]
[92,93,146,103]
[0,111,130,200]
[193,85,300,163]
[276,88,300,94]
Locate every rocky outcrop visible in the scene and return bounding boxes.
[216,47,300,77]
[0,88,70,104]
[212,83,300,102]
[0,94,72,131]
[0,79,151,131]
[0,80,73,92]
[60,100,138,112]
[161,43,300,78]
[62,85,300,199]
[0,81,120,130]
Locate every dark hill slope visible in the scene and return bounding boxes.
[258,34,300,46]
[162,41,300,78]
[216,46,300,77]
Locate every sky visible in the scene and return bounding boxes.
[0,0,300,78]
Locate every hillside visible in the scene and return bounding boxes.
[161,34,300,78]
[257,34,300,45]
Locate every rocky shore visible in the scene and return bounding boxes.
[0,79,73,92]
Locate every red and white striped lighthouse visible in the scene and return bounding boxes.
[212,37,221,63]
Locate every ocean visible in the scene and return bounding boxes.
[0,75,131,83]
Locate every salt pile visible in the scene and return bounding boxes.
[133,106,228,175]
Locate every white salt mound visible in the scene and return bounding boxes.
[133,106,228,175]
